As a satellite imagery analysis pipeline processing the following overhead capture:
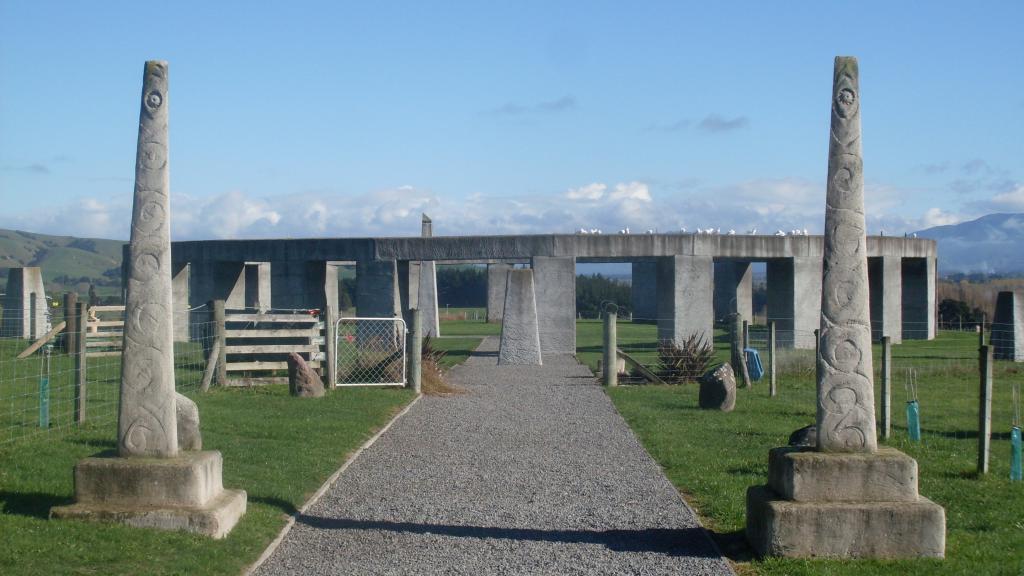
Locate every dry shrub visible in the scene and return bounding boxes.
[420,336,462,396]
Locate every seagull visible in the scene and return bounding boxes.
[747,228,757,235]
[578,228,588,234]
[728,229,736,235]
[803,228,809,236]
[696,227,704,234]
[680,227,686,233]
[912,233,918,238]
[776,230,786,237]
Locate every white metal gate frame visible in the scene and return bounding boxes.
[334,317,407,386]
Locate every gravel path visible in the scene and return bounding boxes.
[254,337,733,575]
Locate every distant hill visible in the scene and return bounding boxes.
[916,213,1024,276]
[0,228,125,299]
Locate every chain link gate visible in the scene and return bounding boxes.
[334,317,407,386]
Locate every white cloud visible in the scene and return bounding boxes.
[566,182,606,201]
[988,185,1024,211]
[919,207,963,228]
[608,181,651,202]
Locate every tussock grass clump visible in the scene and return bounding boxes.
[421,336,462,396]
[656,334,715,384]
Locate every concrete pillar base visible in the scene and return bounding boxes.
[746,447,944,558]
[499,269,542,365]
[50,451,247,539]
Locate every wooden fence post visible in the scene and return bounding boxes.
[212,300,226,387]
[407,308,422,393]
[742,320,749,351]
[63,292,78,353]
[768,321,776,397]
[324,305,337,389]
[604,310,618,387]
[978,344,993,475]
[74,302,87,424]
[881,336,891,439]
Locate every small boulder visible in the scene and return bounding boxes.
[175,392,202,451]
[788,424,817,448]
[287,352,325,397]
[699,363,736,411]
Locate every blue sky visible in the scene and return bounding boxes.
[1,1,1021,240]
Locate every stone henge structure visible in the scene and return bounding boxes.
[745,57,945,559]
[992,290,1022,361]
[52,61,246,538]
[1,267,48,339]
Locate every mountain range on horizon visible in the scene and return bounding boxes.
[0,213,1021,297]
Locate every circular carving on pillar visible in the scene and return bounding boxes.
[134,200,165,234]
[140,142,167,170]
[145,90,163,110]
[132,252,160,280]
[132,302,166,336]
[829,221,862,258]
[834,87,858,118]
[822,328,863,372]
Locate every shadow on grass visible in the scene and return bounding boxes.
[297,516,724,558]
[68,437,117,449]
[249,495,298,516]
[707,528,756,563]
[922,429,1012,441]
[0,491,71,519]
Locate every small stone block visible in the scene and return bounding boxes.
[746,485,945,558]
[71,451,224,508]
[768,446,918,502]
[52,488,246,540]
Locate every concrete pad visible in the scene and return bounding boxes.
[768,446,918,502]
[746,485,945,558]
[52,487,246,540]
[68,451,224,508]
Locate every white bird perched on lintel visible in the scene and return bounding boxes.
[803,228,809,236]
[775,230,786,236]
[680,227,687,233]
[746,228,757,235]
[728,229,736,235]
[578,228,589,234]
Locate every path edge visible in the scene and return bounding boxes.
[244,393,423,575]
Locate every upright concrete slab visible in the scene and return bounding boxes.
[418,214,440,336]
[397,260,424,333]
[498,269,542,365]
[270,261,335,311]
[656,255,714,346]
[531,256,576,356]
[486,263,513,323]
[244,262,271,311]
[902,257,936,340]
[356,259,400,318]
[630,261,658,323]
[171,262,189,342]
[1,267,48,339]
[767,257,821,349]
[53,61,246,539]
[190,261,246,309]
[746,56,944,560]
[714,260,752,324]
[992,290,1023,361]
[868,256,902,343]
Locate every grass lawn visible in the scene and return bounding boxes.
[607,328,1024,575]
[0,385,414,575]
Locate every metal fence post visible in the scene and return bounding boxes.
[881,336,891,439]
[742,320,749,351]
[603,310,617,387]
[325,305,337,389]
[407,308,422,393]
[212,300,227,387]
[768,321,776,397]
[74,301,87,424]
[39,346,51,428]
[978,344,993,475]
[979,313,986,348]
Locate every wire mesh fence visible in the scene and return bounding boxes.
[335,317,407,386]
[0,306,216,446]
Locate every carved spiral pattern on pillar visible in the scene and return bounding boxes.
[817,57,878,453]
[118,61,178,458]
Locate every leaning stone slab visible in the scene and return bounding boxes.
[175,392,202,451]
[50,451,247,539]
[499,269,542,365]
[768,446,918,502]
[746,485,945,559]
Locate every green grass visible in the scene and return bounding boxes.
[608,329,1024,575]
[0,385,414,575]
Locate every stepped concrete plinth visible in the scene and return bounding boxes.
[51,451,246,539]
